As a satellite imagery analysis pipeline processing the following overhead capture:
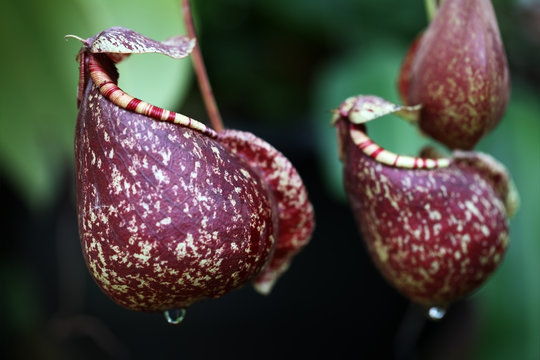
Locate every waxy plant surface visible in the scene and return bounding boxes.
[76,79,276,310]
[339,122,510,306]
[400,0,510,150]
[219,130,314,294]
[73,28,314,312]
[334,100,515,307]
[334,0,516,310]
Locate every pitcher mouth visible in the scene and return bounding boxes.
[87,52,217,139]
[333,95,451,169]
[348,123,450,169]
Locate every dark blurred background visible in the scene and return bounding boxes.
[1,0,539,359]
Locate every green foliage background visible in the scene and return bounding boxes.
[0,0,538,359]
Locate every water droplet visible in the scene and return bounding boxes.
[427,306,446,321]
[164,308,186,325]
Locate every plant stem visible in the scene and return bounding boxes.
[182,0,224,132]
[424,0,439,22]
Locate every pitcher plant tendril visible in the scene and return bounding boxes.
[424,0,441,21]
[182,0,224,132]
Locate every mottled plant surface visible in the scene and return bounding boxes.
[218,130,315,294]
[399,0,510,150]
[3,0,539,358]
[335,114,515,307]
[329,0,516,313]
[87,26,195,59]
[76,67,277,310]
[74,27,314,312]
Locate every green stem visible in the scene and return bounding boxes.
[181,0,224,132]
[424,0,439,22]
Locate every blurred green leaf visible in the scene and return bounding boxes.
[0,0,192,209]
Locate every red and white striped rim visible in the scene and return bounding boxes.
[349,125,451,169]
[87,53,217,138]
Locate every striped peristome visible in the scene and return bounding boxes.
[349,126,450,169]
[69,27,217,138]
[333,95,450,169]
[67,26,195,106]
[87,53,217,138]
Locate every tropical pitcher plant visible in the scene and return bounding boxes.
[68,0,314,324]
[68,0,518,324]
[333,0,518,319]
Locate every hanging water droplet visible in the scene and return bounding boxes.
[164,308,186,325]
[427,306,446,321]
